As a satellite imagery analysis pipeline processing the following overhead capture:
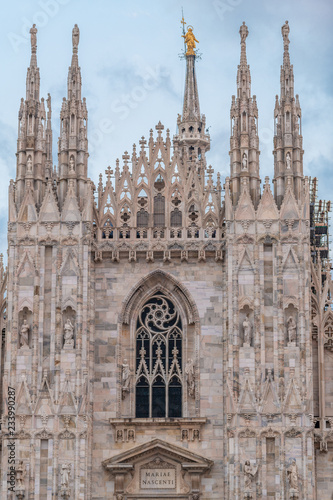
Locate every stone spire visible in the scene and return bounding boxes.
[173,24,210,188]
[182,50,200,121]
[26,24,39,101]
[14,25,52,211]
[273,21,303,207]
[58,24,88,207]
[229,22,260,207]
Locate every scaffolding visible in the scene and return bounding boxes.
[309,177,331,269]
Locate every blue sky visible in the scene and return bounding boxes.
[0,0,332,259]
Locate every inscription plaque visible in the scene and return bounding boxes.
[140,468,176,489]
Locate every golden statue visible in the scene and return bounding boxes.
[182,26,199,56]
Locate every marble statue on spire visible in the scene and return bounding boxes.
[30,24,37,50]
[240,21,248,43]
[281,20,290,45]
[72,24,80,50]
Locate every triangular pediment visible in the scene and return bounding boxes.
[60,249,80,276]
[34,375,54,415]
[102,438,213,469]
[261,374,280,414]
[16,376,33,415]
[61,181,81,222]
[39,181,60,222]
[282,247,299,271]
[238,378,257,412]
[58,377,77,415]
[257,182,279,220]
[237,248,254,273]
[280,186,300,220]
[283,378,302,412]
[235,187,255,221]
[18,184,37,222]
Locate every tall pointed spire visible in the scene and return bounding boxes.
[281,20,292,97]
[26,24,40,104]
[174,22,210,187]
[58,24,88,207]
[238,22,250,98]
[29,24,38,68]
[182,54,200,121]
[14,25,52,211]
[273,21,303,207]
[229,22,260,207]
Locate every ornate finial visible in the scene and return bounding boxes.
[182,25,199,56]
[181,14,186,32]
[105,166,113,182]
[122,151,130,167]
[98,173,103,191]
[239,22,248,66]
[139,136,146,151]
[72,24,80,51]
[155,121,164,136]
[207,166,214,181]
[30,24,37,52]
[281,21,290,66]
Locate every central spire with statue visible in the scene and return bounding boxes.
[174,16,210,188]
[182,24,199,56]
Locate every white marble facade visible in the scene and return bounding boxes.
[0,20,332,500]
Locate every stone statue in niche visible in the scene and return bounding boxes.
[127,429,135,441]
[287,459,299,492]
[185,358,195,398]
[121,359,130,398]
[69,156,75,172]
[20,320,30,348]
[63,318,74,349]
[16,460,26,490]
[286,152,292,169]
[242,314,252,346]
[27,156,33,172]
[60,463,71,488]
[242,152,248,170]
[287,316,297,345]
[244,460,258,490]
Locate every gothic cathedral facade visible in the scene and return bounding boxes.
[0,20,332,500]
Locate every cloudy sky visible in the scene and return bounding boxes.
[0,0,332,259]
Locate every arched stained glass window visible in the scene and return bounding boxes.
[170,208,182,227]
[137,209,149,227]
[135,292,182,418]
[153,193,165,227]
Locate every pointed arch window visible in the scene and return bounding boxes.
[153,193,165,227]
[135,293,182,418]
[137,208,149,227]
[170,208,182,227]
[102,219,114,239]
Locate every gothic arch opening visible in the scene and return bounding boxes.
[118,270,200,419]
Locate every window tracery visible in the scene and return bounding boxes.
[135,293,182,418]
